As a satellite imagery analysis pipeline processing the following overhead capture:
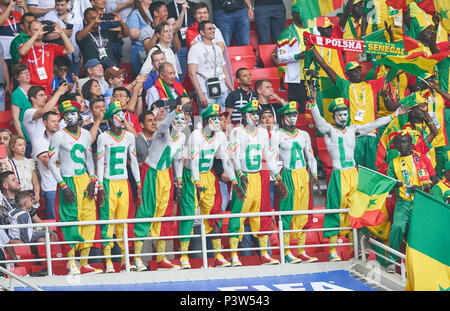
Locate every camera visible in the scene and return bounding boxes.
[41,20,54,33]
[66,23,73,30]
[100,13,115,21]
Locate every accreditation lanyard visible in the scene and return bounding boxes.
[173,0,188,27]
[351,83,366,109]
[0,10,18,34]
[89,30,103,47]
[31,44,45,67]
[9,158,27,186]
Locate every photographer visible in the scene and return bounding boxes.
[76,8,129,68]
[18,20,74,95]
[42,0,83,76]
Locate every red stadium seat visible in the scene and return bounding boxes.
[229,55,256,73]
[0,110,15,133]
[249,67,280,92]
[258,44,277,68]
[227,45,255,58]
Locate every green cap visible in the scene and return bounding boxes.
[240,99,259,113]
[292,0,300,13]
[201,104,221,120]
[278,101,299,115]
[345,61,362,72]
[328,98,349,113]
[58,100,81,115]
[103,101,125,121]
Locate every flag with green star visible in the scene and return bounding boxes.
[349,166,398,229]
[435,0,450,34]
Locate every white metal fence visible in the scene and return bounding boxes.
[0,208,406,282]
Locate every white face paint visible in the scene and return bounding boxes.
[64,111,79,126]
[246,112,259,126]
[113,111,125,129]
[284,113,298,127]
[334,109,349,127]
[173,113,186,132]
[208,115,221,132]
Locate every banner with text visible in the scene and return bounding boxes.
[304,32,406,56]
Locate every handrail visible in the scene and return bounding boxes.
[0,207,403,281]
[0,266,42,291]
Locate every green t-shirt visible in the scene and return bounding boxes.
[11,87,32,142]
[9,32,30,67]
[438,57,450,93]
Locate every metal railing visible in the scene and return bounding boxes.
[359,235,407,283]
[0,207,403,282]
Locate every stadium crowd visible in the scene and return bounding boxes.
[0,0,449,276]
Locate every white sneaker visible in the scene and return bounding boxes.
[180,256,191,269]
[261,254,280,265]
[105,263,115,273]
[135,259,147,272]
[329,250,342,262]
[67,261,80,275]
[231,255,242,267]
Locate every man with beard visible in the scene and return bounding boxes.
[48,99,101,275]
[96,101,142,273]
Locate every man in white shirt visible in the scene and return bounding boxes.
[188,20,234,112]
[42,0,83,76]
[23,83,68,154]
[32,111,60,219]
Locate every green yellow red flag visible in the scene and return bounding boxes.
[405,190,450,291]
[349,166,398,229]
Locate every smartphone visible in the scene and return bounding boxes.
[66,23,73,30]
[0,144,6,159]
[100,13,114,21]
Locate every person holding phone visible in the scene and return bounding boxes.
[18,19,74,95]
[42,0,83,76]
[76,7,129,68]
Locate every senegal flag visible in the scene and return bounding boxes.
[379,50,450,79]
[435,0,450,34]
[405,190,450,291]
[349,166,398,229]
[298,0,346,27]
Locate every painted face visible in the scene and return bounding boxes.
[64,111,79,126]
[334,109,348,127]
[284,113,297,127]
[207,115,221,132]
[113,111,125,129]
[246,112,259,126]
[173,113,186,132]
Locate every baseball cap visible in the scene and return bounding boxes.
[104,66,125,83]
[345,61,362,72]
[84,58,101,69]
